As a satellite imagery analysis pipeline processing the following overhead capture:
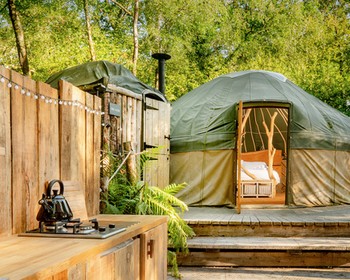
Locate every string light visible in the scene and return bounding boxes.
[0,74,104,116]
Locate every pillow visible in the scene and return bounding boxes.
[241,161,268,170]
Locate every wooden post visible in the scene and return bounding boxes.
[236,101,243,214]
[0,66,12,236]
[124,142,138,185]
[11,70,38,233]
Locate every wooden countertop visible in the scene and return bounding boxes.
[0,214,167,280]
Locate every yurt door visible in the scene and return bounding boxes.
[237,103,289,206]
[142,96,171,188]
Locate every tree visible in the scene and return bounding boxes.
[109,0,141,76]
[139,0,229,100]
[7,0,29,76]
[0,0,348,115]
[83,0,96,61]
[132,0,139,75]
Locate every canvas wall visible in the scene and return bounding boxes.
[170,150,235,206]
[289,150,350,206]
[170,149,350,207]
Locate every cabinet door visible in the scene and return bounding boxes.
[67,262,86,279]
[140,223,167,280]
[98,238,140,280]
[83,239,140,280]
[114,238,140,280]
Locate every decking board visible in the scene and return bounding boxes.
[182,205,350,237]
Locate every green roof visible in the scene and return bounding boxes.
[171,70,350,153]
[46,60,162,97]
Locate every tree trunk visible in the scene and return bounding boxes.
[7,0,30,76]
[83,0,96,61]
[123,142,138,186]
[132,0,139,76]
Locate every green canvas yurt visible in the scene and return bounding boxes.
[170,70,350,207]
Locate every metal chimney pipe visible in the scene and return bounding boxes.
[152,53,171,94]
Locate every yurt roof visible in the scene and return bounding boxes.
[171,70,350,153]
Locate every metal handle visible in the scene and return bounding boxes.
[147,239,154,259]
[47,179,64,196]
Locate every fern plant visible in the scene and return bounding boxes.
[100,148,195,278]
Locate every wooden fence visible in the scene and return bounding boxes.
[102,85,170,189]
[0,66,101,236]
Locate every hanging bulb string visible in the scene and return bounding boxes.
[0,74,104,115]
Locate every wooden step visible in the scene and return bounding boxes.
[183,206,350,237]
[177,236,350,267]
[185,236,350,250]
[188,220,350,237]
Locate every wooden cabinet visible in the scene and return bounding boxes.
[140,222,168,280]
[0,215,168,280]
[47,239,142,280]
[96,238,140,280]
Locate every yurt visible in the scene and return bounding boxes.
[170,70,350,207]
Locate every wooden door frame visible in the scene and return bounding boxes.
[235,102,292,208]
[236,101,243,213]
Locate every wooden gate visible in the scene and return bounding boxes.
[142,94,171,188]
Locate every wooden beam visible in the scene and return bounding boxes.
[241,108,251,134]
[262,112,278,181]
[107,84,142,100]
[236,101,243,214]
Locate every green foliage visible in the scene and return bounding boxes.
[0,0,349,115]
[101,149,195,278]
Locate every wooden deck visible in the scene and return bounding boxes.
[181,204,350,236]
[176,205,350,267]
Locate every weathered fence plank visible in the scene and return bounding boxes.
[93,96,102,216]
[37,81,60,205]
[115,94,122,153]
[158,101,171,188]
[0,67,12,236]
[11,70,39,232]
[122,95,128,148]
[135,96,142,153]
[59,80,101,217]
[59,80,86,192]
[86,93,94,216]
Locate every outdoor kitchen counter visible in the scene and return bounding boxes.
[0,214,168,280]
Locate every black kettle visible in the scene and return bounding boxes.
[36,179,73,223]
